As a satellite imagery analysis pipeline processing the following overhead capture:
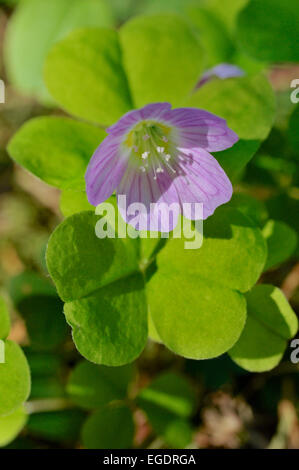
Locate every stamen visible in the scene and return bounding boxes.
[142,151,149,159]
[162,136,168,143]
[164,160,177,174]
[157,146,165,153]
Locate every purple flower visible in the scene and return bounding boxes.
[86,103,238,232]
[197,63,245,88]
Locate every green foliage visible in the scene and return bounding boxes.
[8,117,106,190]
[0,341,31,416]
[229,285,298,372]
[27,409,85,443]
[0,407,28,447]
[186,74,276,141]
[212,139,261,182]
[137,372,195,448]
[0,296,10,340]
[188,6,234,66]
[17,296,68,351]
[147,207,267,360]
[4,0,114,102]
[262,220,297,271]
[46,212,147,365]
[8,271,56,305]
[119,14,204,107]
[82,404,134,449]
[237,0,299,63]
[228,193,268,227]
[288,105,299,155]
[67,361,133,409]
[60,190,93,217]
[44,28,132,125]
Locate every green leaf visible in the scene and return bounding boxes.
[158,207,267,293]
[47,212,147,365]
[47,212,139,302]
[82,404,134,449]
[8,117,105,190]
[0,341,31,416]
[67,360,133,409]
[17,295,68,351]
[236,0,299,63]
[0,406,27,447]
[120,14,204,108]
[228,193,268,227]
[141,0,195,16]
[185,74,275,140]
[188,7,234,66]
[0,296,10,340]
[44,28,132,125]
[60,190,93,217]
[288,105,299,155]
[4,0,114,102]
[212,139,260,181]
[137,372,194,448]
[30,377,65,400]
[8,272,56,305]
[64,273,147,366]
[25,351,62,378]
[138,372,195,417]
[27,409,85,443]
[204,0,248,33]
[147,207,267,359]
[148,274,246,360]
[262,220,297,270]
[229,285,298,372]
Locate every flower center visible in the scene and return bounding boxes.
[125,121,177,180]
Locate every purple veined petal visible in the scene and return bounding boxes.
[116,163,180,232]
[85,134,130,206]
[172,147,233,220]
[197,63,245,88]
[106,102,172,137]
[163,107,239,152]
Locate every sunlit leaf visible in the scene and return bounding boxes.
[4,0,114,102]
[45,28,133,125]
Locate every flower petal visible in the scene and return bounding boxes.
[163,107,238,152]
[117,164,180,232]
[107,102,172,137]
[85,135,129,206]
[197,63,245,88]
[173,147,233,219]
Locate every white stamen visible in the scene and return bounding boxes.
[164,160,176,174]
[140,166,146,172]
[164,154,171,162]
[156,167,164,173]
[142,151,149,159]
[157,146,165,153]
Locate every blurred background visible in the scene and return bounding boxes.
[0,0,299,449]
